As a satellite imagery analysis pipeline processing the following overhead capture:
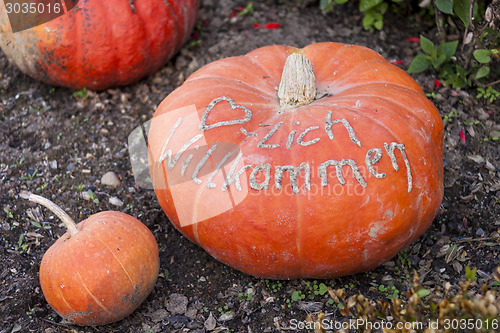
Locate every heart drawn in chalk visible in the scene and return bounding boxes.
[199,96,252,131]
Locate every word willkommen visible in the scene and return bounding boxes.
[157,97,413,194]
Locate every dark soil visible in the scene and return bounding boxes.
[1,1,499,332]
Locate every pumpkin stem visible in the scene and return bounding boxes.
[278,52,316,112]
[21,191,79,236]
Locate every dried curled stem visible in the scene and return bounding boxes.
[278,52,316,112]
[21,191,79,236]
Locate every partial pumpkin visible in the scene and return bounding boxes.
[0,0,198,90]
[148,42,444,279]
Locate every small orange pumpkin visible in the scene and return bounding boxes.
[0,0,198,90]
[148,43,444,279]
[24,193,159,325]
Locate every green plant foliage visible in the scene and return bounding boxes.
[453,0,474,28]
[318,0,498,90]
[477,86,500,103]
[407,0,498,89]
[408,36,459,73]
[443,65,471,88]
[291,290,306,301]
[435,0,453,14]
[465,266,478,282]
[72,87,88,99]
[320,0,403,31]
[473,49,495,64]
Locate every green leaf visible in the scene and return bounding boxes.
[432,53,447,69]
[374,19,383,30]
[446,65,469,89]
[4,207,13,218]
[291,291,301,301]
[473,49,492,64]
[436,0,453,14]
[453,0,471,28]
[73,87,88,99]
[408,54,431,73]
[362,14,375,30]
[334,0,349,4]
[456,65,467,78]
[440,63,454,78]
[438,40,459,59]
[237,2,253,16]
[475,66,490,79]
[31,221,43,228]
[465,266,477,281]
[420,35,435,55]
[417,289,431,298]
[378,2,389,14]
[319,283,328,295]
[320,0,334,11]
[360,0,383,12]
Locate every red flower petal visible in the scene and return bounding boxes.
[390,60,404,65]
[407,37,421,43]
[262,23,281,29]
[460,127,466,145]
[253,23,260,28]
[434,78,441,88]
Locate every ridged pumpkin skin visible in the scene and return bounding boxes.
[148,43,444,279]
[0,0,198,90]
[39,211,159,325]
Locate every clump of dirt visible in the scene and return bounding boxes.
[1,1,498,332]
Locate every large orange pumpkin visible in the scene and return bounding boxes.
[24,193,159,325]
[0,0,198,90]
[148,43,444,279]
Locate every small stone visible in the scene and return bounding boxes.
[485,160,495,171]
[218,311,234,322]
[383,260,395,268]
[81,191,91,201]
[101,171,120,187]
[26,123,38,133]
[185,306,198,320]
[109,196,123,207]
[166,293,188,315]
[467,155,484,164]
[476,228,485,237]
[187,319,203,330]
[150,309,168,323]
[66,163,75,171]
[166,316,190,329]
